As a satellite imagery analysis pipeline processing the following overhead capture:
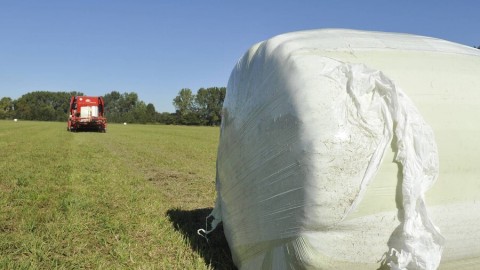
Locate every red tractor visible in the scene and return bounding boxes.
[67,96,107,132]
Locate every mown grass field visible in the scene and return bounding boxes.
[0,120,234,269]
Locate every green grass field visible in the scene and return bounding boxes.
[0,120,234,269]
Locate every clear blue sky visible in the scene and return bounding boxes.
[1,0,478,112]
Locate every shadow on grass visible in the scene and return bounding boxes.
[166,208,236,270]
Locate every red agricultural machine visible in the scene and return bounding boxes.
[67,96,107,132]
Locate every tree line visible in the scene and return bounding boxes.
[0,87,226,126]
[172,87,226,126]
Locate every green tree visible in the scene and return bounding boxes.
[146,103,156,123]
[195,87,226,126]
[0,97,14,119]
[132,101,148,124]
[173,88,197,125]
[171,87,226,126]
[104,91,145,123]
[103,91,122,122]
[121,92,139,113]
[156,112,176,124]
[173,88,194,115]
[14,91,82,121]
[38,104,56,121]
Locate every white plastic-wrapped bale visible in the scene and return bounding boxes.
[202,29,480,270]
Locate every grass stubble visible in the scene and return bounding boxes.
[0,120,235,269]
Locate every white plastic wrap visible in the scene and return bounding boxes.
[203,29,480,269]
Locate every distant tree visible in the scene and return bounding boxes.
[171,87,226,126]
[103,91,122,122]
[104,91,148,123]
[122,92,139,112]
[156,112,176,125]
[146,103,156,123]
[195,87,226,126]
[38,104,56,121]
[132,101,148,124]
[173,88,195,115]
[0,97,14,119]
[14,91,82,121]
[173,88,196,125]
